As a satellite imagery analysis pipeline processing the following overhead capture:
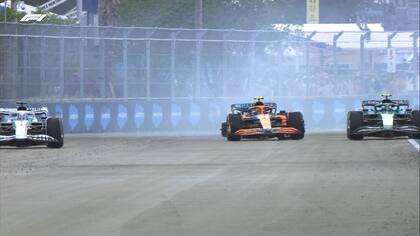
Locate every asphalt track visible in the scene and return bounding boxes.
[0,133,419,236]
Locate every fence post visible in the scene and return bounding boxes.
[79,29,85,98]
[195,31,206,98]
[40,37,46,97]
[4,36,18,98]
[305,31,316,95]
[145,29,156,100]
[122,39,128,98]
[222,31,232,97]
[360,31,370,90]
[387,32,397,48]
[411,32,419,83]
[59,33,65,98]
[100,39,105,98]
[333,31,343,82]
[249,33,258,91]
[146,40,151,99]
[170,31,180,99]
[22,36,28,99]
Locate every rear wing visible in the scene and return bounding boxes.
[362,100,409,107]
[231,102,277,112]
[0,107,49,114]
[0,108,17,114]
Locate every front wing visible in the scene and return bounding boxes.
[352,125,419,137]
[233,127,301,136]
[0,135,60,147]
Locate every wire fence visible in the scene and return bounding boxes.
[0,23,419,101]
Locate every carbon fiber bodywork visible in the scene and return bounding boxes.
[352,125,419,137]
[0,135,61,147]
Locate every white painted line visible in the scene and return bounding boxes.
[408,139,420,151]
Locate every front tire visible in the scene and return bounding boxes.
[221,122,227,137]
[347,111,364,140]
[227,114,241,141]
[288,112,305,140]
[46,118,64,148]
[409,110,420,139]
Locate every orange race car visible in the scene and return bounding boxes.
[221,97,305,141]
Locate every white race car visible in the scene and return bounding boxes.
[0,103,64,148]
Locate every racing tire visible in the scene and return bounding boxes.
[409,110,420,139]
[347,111,364,140]
[277,135,286,140]
[227,114,241,141]
[288,112,305,140]
[221,122,227,137]
[46,118,64,148]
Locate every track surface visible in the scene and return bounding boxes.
[0,133,419,236]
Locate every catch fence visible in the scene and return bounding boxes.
[0,23,418,132]
[1,23,418,100]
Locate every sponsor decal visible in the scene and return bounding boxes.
[171,103,181,128]
[306,0,319,24]
[152,104,163,128]
[20,14,47,22]
[100,106,111,131]
[134,104,144,129]
[117,104,127,130]
[84,104,94,131]
[68,105,78,131]
[54,105,63,119]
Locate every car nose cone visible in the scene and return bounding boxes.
[263,128,272,134]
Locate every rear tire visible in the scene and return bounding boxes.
[227,114,241,141]
[46,118,64,148]
[409,110,420,139]
[347,111,364,140]
[288,112,305,140]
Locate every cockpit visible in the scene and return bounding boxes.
[374,103,399,114]
[247,106,273,116]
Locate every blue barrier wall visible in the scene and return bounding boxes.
[15,96,420,133]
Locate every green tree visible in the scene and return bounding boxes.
[99,0,120,26]
[38,14,77,24]
[117,0,302,29]
[0,5,25,22]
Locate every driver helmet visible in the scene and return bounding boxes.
[254,96,264,106]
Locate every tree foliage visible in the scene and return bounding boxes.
[0,7,25,22]
[117,0,303,29]
[39,14,77,25]
[116,0,405,29]
[99,0,120,26]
